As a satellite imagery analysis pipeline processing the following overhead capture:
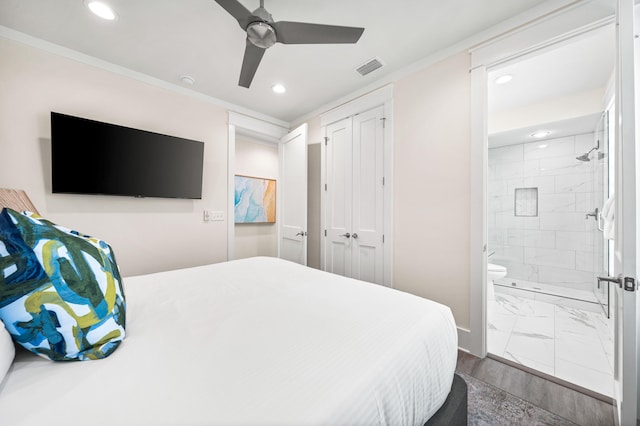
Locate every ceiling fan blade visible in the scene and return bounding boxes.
[239,39,266,88]
[272,21,364,44]
[214,0,255,29]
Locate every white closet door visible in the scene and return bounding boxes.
[325,118,353,277]
[351,106,385,284]
[324,107,386,285]
[279,124,308,265]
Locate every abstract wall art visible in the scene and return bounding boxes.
[234,175,277,223]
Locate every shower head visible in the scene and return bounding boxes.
[576,146,598,162]
[576,153,591,162]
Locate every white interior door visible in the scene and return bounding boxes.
[324,117,353,276]
[352,107,385,284]
[612,0,638,423]
[324,107,385,285]
[278,124,308,265]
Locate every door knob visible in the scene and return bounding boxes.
[339,233,351,238]
[295,231,307,236]
[352,233,358,239]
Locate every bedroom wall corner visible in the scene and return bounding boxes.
[0,36,230,276]
[393,51,472,331]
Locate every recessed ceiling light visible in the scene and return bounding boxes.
[272,84,286,94]
[495,75,513,85]
[180,75,195,85]
[538,144,548,149]
[531,131,551,139]
[85,0,118,21]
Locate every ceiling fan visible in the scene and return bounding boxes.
[214,0,365,88]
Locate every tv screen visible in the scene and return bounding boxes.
[51,112,204,199]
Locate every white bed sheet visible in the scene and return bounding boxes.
[0,257,457,425]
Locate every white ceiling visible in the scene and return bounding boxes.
[0,0,583,123]
[488,25,614,114]
[487,23,615,147]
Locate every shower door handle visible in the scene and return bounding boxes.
[597,274,622,289]
[598,275,637,292]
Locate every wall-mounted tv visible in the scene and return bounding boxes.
[51,112,204,199]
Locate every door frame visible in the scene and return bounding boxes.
[613,0,637,422]
[468,5,616,358]
[227,111,289,260]
[319,85,394,286]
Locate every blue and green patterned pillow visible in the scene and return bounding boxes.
[0,208,126,361]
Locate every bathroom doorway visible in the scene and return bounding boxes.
[485,25,616,397]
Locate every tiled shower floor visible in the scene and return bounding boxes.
[488,292,614,397]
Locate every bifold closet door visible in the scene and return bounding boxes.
[325,117,353,277]
[352,107,384,284]
[324,106,385,284]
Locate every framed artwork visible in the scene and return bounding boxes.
[234,175,276,223]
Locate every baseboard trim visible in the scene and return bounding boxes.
[457,327,471,352]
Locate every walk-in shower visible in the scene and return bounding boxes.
[486,112,614,396]
[488,113,609,311]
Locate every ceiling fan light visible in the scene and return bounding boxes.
[85,0,118,20]
[247,22,277,49]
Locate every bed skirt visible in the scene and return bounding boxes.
[425,374,468,425]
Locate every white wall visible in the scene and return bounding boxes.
[0,36,229,277]
[393,52,472,330]
[233,137,279,259]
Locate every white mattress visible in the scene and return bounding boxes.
[0,257,458,425]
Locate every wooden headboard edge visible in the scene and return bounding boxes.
[0,188,40,215]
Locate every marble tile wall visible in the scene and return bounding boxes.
[488,133,605,293]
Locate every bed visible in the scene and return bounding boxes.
[0,189,466,425]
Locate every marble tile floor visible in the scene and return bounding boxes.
[488,292,614,397]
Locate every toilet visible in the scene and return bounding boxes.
[487,263,507,301]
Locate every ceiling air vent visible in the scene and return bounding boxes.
[355,57,384,77]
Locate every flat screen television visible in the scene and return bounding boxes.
[51,112,204,199]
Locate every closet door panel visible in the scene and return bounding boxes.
[352,107,385,284]
[325,118,353,277]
